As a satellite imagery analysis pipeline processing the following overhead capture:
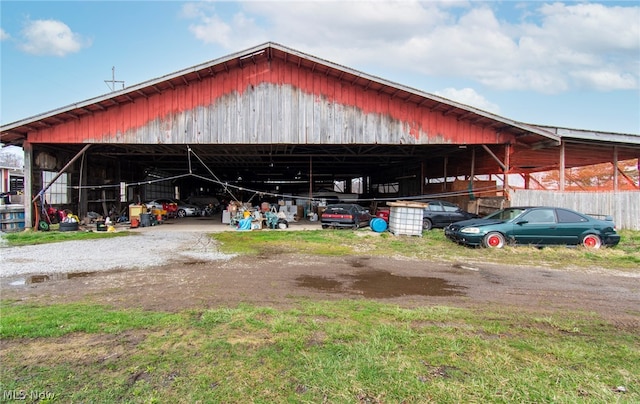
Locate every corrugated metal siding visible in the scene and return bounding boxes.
[511,189,640,230]
[28,59,513,146]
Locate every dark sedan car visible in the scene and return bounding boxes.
[420,199,479,230]
[321,204,372,229]
[445,206,620,249]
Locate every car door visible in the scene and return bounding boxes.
[441,201,466,226]
[424,201,445,226]
[510,208,559,245]
[554,208,590,245]
[354,205,370,225]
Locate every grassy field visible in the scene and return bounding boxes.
[2,228,638,402]
[211,228,640,270]
[1,301,638,403]
[4,226,639,270]
[2,227,132,246]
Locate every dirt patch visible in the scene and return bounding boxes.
[2,253,639,329]
[0,331,144,367]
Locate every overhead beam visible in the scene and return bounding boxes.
[481,144,506,171]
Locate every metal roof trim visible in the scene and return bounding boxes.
[534,125,640,145]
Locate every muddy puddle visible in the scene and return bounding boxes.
[6,272,95,286]
[296,270,466,298]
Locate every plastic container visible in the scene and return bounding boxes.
[129,205,145,219]
[59,222,79,232]
[370,217,388,233]
[388,206,423,236]
[376,208,390,222]
[140,213,151,227]
[96,220,107,231]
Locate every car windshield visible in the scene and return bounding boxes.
[484,208,526,220]
[326,204,352,212]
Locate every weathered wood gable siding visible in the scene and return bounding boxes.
[29,59,511,146]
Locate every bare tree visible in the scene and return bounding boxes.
[0,146,24,168]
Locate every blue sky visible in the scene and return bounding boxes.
[1,0,639,135]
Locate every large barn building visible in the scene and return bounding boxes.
[1,42,639,229]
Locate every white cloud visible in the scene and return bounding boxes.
[571,70,638,91]
[0,28,9,41]
[19,19,91,57]
[182,1,640,94]
[183,2,267,49]
[434,87,500,114]
[189,14,233,46]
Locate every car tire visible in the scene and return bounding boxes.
[582,234,602,249]
[483,232,505,248]
[177,209,186,218]
[423,218,433,230]
[322,224,329,229]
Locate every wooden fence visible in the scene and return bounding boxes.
[510,189,639,230]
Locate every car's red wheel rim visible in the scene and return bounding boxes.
[488,235,501,247]
[584,235,600,248]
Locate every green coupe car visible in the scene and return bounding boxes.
[444,206,620,249]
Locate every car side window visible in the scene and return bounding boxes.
[428,202,443,211]
[556,209,588,223]
[521,209,556,223]
[441,202,459,212]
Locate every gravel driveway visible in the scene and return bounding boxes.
[1,229,236,278]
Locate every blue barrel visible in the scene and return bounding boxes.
[370,217,388,233]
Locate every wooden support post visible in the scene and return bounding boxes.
[613,146,618,192]
[443,156,448,192]
[504,144,511,199]
[421,160,426,195]
[559,142,566,191]
[470,147,475,197]
[78,152,88,219]
[23,142,34,229]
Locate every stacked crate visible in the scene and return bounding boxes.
[0,205,25,232]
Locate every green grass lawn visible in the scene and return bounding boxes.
[4,225,639,270]
[211,228,640,270]
[2,227,132,246]
[1,301,638,403]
